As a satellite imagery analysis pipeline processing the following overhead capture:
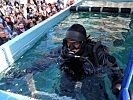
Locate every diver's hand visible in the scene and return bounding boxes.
[112,83,121,97]
[129,90,133,100]
[112,83,133,100]
[61,47,69,58]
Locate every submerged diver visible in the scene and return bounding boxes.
[1,24,132,100]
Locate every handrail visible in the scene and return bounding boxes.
[119,47,133,100]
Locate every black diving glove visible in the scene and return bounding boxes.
[61,47,69,58]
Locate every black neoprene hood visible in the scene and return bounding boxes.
[65,31,86,41]
[64,24,87,42]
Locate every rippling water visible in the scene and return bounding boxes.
[0,12,133,99]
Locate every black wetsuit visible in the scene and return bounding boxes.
[57,40,123,100]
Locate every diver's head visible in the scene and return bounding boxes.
[63,24,87,54]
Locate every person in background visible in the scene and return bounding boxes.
[5,0,12,6]
[0,28,10,45]
[4,17,14,39]
[16,21,28,35]
[12,21,18,37]
[0,22,13,39]
[4,16,14,31]
[69,0,74,5]
[0,11,5,26]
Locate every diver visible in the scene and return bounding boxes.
[56,24,129,100]
[1,24,133,100]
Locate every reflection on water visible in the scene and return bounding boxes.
[0,12,133,99]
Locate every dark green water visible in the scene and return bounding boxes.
[0,12,133,99]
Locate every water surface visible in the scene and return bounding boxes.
[0,12,133,99]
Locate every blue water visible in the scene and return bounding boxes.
[0,12,133,99]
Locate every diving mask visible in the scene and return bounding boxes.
[66,39,82,54]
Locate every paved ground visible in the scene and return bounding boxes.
[81,0,133,8]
